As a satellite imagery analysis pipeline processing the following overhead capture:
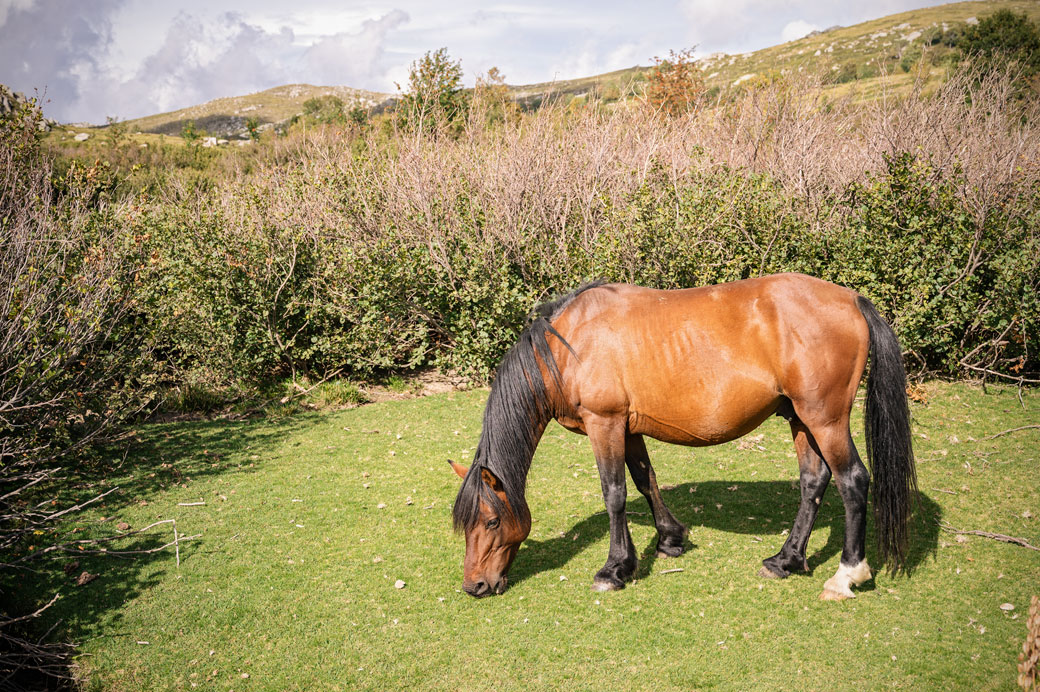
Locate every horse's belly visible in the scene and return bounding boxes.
[627,394,779,447]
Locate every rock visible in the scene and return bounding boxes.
[74,133,89,142]
[394,579,406,589]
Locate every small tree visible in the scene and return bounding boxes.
[245,116,261,141]
[473,66,518,126]
[180,119,200,144]
[645,48,704,116]
[398,48,468,133]
[104,115,127,147]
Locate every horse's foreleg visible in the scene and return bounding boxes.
[760,420,830,579]
[586,416,637,591]
[624,434,687,558]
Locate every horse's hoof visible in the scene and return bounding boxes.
[819,587,855,601]
[758,566,786,580]
[656,543,685,558]
[591,579,624,592]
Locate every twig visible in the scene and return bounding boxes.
[177,501,206,506]
[959,363,1040,384]
[67,533,202,558]
[929,487,957,495]
[6,519,198,565]
[939,521,1039,551]
[43,486,120,522]
[0,593,60,628]
[659,568,684,574]
[980,424,1040,440]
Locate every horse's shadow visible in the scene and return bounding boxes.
[509,480,942,586]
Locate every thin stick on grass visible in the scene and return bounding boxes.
[939,521,1039,551]
[980,424,1040,440]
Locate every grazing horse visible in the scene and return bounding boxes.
[450,274,916,600]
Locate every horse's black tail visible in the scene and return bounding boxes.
[857,296,917,572]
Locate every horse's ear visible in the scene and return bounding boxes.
[448,460,468,479]
[480,466,504,493]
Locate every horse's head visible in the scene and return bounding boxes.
[450,460,531,597]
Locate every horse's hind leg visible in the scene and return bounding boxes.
[625,434,688,558]
[760,420,831,579]
[802,420,872,600]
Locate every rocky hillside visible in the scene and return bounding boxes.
[695,0,1040,99]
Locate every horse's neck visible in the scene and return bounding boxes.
[482,414,549,490]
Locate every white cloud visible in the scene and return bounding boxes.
[1,4,409,123]
[301,9,408,87]
[781,19,819,42]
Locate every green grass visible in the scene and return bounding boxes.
[19,382,1039,690]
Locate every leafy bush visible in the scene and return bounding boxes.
[959,10,1040,77]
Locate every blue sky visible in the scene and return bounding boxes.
[1,0,940,124]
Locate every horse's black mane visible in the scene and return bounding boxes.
[452,281,605,532]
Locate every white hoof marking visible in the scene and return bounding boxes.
[821,560,872,600]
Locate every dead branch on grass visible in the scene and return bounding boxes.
[939,521,1039,551]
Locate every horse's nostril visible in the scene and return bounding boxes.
[463,580,489,597]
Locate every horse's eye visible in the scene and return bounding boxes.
[485,518,500,530]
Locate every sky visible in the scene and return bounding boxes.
[1,0,942,125]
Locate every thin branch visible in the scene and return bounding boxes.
[960,363,1040,384]
[980,424,1040,440]
[0,593,60,628]
[939,521,1039,551]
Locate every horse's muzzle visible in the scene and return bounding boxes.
[463,576,508,598]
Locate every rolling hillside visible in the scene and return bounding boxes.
[108,0,1039,140]
[121,84,389,138]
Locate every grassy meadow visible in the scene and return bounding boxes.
[20,381,1036,691]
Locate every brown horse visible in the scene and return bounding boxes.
[450,274,916,600]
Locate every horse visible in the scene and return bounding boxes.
[449,273,916,600]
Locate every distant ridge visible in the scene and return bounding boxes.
[107,0,1040,137]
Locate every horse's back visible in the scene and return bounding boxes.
[549,274,869,445]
